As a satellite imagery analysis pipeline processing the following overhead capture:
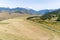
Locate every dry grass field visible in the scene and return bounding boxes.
[0,14,60,40]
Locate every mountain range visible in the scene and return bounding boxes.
[0,7,54,15]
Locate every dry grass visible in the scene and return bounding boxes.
[0,15,60,40]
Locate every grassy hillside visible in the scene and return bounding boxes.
[27,14,60,35]
[40,9,60,21]
[0,15,59,40]
[0,12,26,21]
[0,10,60,40]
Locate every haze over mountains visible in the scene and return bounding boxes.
[0,7,54,15]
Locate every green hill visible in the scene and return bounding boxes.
[27,10,60,35]
[40,9,60,21]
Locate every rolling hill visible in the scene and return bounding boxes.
[40,9,60,21]
[0,7,60,40]
[0,15,60,40]
[26,9,60,37]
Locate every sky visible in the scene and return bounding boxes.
[0,0,60,10]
